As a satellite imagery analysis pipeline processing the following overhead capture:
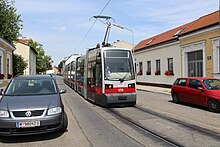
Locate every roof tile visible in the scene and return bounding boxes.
[134,10,219,52]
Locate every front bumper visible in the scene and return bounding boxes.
[0,113,63,136]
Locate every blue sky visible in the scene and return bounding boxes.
[14,0,218,66]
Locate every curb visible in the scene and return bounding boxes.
[137,88,171,95]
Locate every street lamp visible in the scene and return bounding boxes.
[112,24,134,53]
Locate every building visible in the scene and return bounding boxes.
[112,40,134,50]
[0,37,15,88]
[179,11,220,78]
[46,66,61,75]
[134,10,220,87]
[14,39,37,75]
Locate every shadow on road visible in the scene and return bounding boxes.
[168,100,211,112]
[0,130,68,143]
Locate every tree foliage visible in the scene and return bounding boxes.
[13,53,28,76]
[0,0,22,43]
[28,39,53,73]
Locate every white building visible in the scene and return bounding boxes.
[134,22,194,87]
[14,39,37,75]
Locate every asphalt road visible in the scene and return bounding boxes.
[0,76,143,147]
[1,76,219,147]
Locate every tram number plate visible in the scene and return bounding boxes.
[16,121,40,128]
[118,96,127,100]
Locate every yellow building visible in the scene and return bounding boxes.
[0,38,15,88]
[14,39,37,75]
[179,11,220,78]
[112,40,134,50]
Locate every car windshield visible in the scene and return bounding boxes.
[203,79,220,90]
[5,79,57,96]
[104,50,135,81]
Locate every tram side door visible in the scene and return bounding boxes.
[87,60,96,102]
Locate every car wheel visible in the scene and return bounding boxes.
[60,112,68,132]
[172,93,179,103]
[208,99,220,112]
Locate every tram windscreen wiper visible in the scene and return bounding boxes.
[119,73,130,82]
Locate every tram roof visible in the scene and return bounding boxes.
[65,54,80,65]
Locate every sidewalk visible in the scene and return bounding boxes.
[136,84,171,95]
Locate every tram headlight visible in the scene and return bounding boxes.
[128,83,135,88]
[105,84,113,89]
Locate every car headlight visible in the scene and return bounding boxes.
[47,107,62,115]
[0,110,9,117]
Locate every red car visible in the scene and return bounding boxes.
[171,77,220,112]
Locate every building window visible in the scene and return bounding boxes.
[165,58,174,76]
[155,60,160,75]
[7,58,9,75]
[219,47,220,71]
[146,61,151,75]
[0,56,2,74]
[137,62,143,75]
[181,41,205,77]
[168,58,173,71]
[188,50,203,77]
[0,50,3,74]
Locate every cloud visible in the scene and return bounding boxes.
[15,0,219,66]
[53,26,67,32]
[15,0,93,14]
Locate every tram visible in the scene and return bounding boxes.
[63,54,79,90]
[64,44,136,107]
[63,15,136,106]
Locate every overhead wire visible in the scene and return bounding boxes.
[74,0,112,52]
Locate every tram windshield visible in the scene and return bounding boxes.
[104,50,135,81]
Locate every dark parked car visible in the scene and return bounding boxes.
[0,75,68,136]
[171,77,220,112]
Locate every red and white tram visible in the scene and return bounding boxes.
[64,44,136,107]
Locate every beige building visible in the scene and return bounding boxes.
[14,39,37,75]
[179,11,219,78]
[112,40,134,50]
[0,38,15,88]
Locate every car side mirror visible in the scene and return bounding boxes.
[59,89,67,94]
[197,87,205,92]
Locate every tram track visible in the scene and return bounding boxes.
[106,106,220,147]
[135,106,220,139]
[107,108,183,147]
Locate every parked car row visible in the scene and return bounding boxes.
[171,77,220,112]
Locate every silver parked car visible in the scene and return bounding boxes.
[0,75,68,136]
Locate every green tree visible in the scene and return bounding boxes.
[0,0,22,43]
[28,39,53,73]
[13,54,28,76]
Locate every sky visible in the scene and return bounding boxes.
[14,0,219,66]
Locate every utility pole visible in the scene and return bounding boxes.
[112,24,134,53]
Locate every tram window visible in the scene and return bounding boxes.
[105,51,129,58]
[104,50,135,80]
[96,64,102,87]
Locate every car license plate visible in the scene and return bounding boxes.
[16,121,40,128]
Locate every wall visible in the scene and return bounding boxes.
[180,26,219,78]
[29,48,36,75]
[14,42,30,75]
[0,38,14,88]
[134,42,181,85]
